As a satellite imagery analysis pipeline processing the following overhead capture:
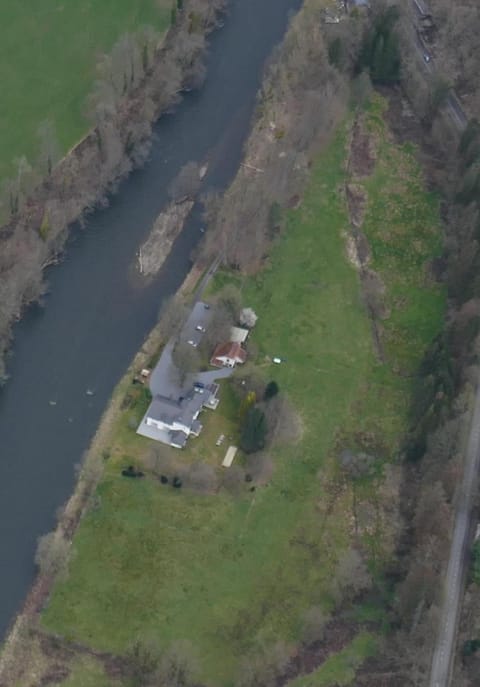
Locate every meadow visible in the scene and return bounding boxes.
[40,98,445,686]
[0,1,170,181]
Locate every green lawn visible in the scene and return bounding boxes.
[42,99,444,686]
[0,1,169,181]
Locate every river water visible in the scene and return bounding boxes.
[0,0,302,638]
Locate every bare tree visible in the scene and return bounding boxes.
[413,480,452,547]
[301,606,330,645]
[159,295,189,338]
[35,532,70,578]
[236,642,290,687]
[331,547,372,604]
[154,639,199,687]
[218,283,242,321]
[3,156,37,217]
[172,342,200,384]
[127,638,161,685]
[77,453,104,489]
[37,120,61,177]
[169,161,202,201]
[201,189,222,226]
[202,302,233,351]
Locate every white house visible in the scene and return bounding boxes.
[143,383,219,448]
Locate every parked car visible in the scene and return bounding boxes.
[187,339,198,347]
[194,381,205,394]
[195,325,206,332]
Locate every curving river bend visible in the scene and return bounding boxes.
[0,0,302,638]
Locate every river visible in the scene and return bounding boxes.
[0,0,302,639]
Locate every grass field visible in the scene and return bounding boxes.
[41,98,444,686]
[0,1,170,181]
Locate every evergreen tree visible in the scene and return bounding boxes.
[264,381,279,401]
[357,6,401,85]
[240,407,267,454]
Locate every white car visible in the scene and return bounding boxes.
[187,339,198,347]
[195,325,206,332]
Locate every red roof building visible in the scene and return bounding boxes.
[210,342,247,368]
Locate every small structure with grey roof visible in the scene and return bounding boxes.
[230,326,249,344]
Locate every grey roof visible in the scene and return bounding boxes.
[169,430,188,448]
[191,419,203,434]
[148,389,205,429]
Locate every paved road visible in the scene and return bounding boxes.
[410,0,468,130]
[428,385,480,687]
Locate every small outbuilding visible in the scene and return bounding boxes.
[230,326,249,344]
[222,445,238,468]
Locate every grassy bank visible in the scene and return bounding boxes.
[40,97,444,686]
[0,1,170,181]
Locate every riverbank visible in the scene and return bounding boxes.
[0,0,226,383]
